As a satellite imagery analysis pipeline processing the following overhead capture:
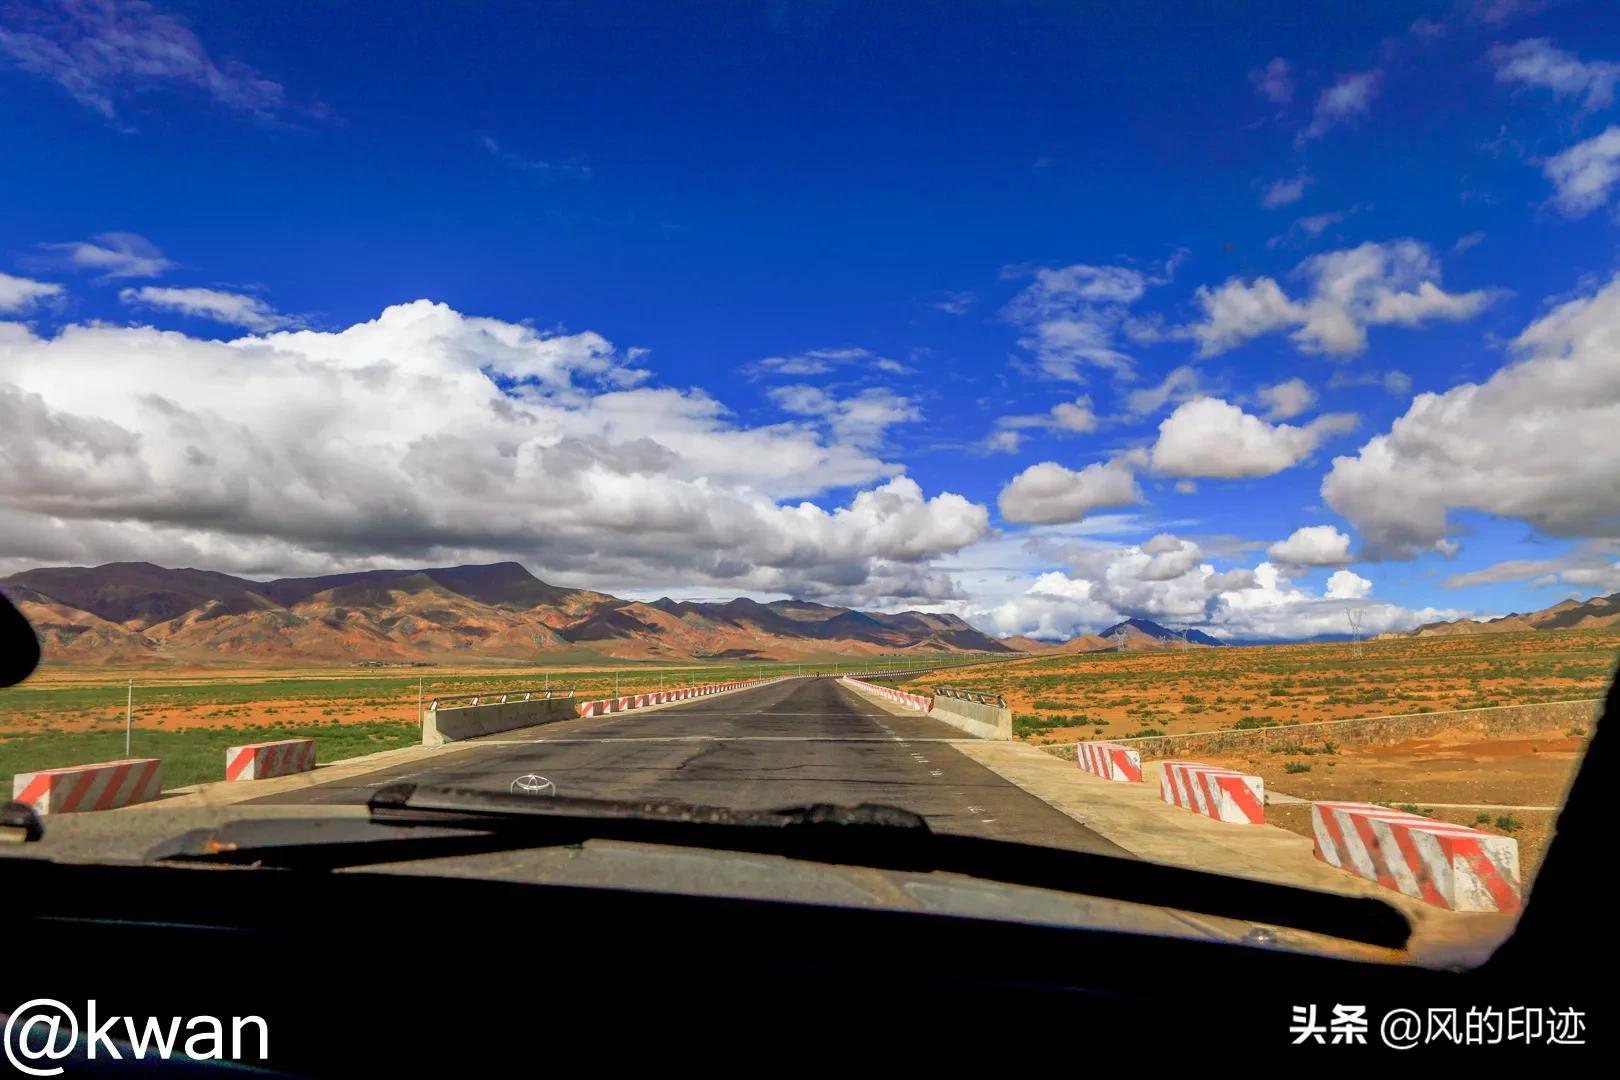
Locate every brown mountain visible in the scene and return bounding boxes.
[0,561,1013,666]
[1377,591,1620,640]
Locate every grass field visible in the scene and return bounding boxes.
[0,654,978,791]
[0,721,420,793]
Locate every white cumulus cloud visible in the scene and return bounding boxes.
[1322,272,1620,558]
[0,273,62,314]
[0,300,988,603]
[1187,240,1492,357]
[1150,398,1358,479]
[1256,377,1317,420]
[1268,525,1355,567]
[997,458,1143,525]
[1324,569,1373,599]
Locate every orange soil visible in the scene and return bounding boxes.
[1201,730,1588,879]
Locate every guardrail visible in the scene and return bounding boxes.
[933,686,1007,709]
[427,689,574,711]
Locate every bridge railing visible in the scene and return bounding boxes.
[933,686,1007,709]
[427,689,575,712]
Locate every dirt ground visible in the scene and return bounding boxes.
[1200,729,1587,879]
[898,631,1613,883]
[897,630,1619,742]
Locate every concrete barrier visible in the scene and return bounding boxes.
[573,676,786,721]
[1076,741,1141,782]
[1311,801,1521,912]
[12,758,164,814]
[929,688,1013,740]
[1159,761,1264,824]
[839,675,931,711]
[839,677,1012,740]
[226,738,316,781]
[422,693,579,746]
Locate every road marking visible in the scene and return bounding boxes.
[478,735,981,746]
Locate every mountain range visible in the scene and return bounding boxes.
[1004,617,1227,654]
[0,561,1016,666]
[1377,591,1620,639]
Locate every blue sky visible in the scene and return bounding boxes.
[2,0,1619,640]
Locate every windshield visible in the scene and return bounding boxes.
[0,0,1614,963]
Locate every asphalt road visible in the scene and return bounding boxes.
[248,676,1129,856]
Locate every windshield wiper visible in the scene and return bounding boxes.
[149,782,1411,949]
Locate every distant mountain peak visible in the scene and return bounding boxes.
[1097,617,1225,646]
[0,561,1014,664]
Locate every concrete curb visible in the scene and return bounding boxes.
[946,740,1519,959]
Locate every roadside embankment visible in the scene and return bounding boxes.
[952,740,1518,961]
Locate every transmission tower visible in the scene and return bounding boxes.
[1112,626,1128,652]
[1178,626,1192,651]
[1346,606,1364,657]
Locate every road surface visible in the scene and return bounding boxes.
[249,676,1128,855]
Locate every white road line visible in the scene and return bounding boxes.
[477,735,980,746]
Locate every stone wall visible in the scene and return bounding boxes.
[1038,698,1602,762]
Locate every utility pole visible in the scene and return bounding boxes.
[125,679,132,757]
[418,676,423,716]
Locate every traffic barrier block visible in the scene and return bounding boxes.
[1311,801,1521,912]
[225,738,316,781]
[1076,741,1142,783]
[12,758,163,815]
[1159,760,1264,824]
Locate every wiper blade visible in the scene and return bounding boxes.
[153,783,1412,950]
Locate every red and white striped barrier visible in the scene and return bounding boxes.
[1076,741,1142,783]
[1159,760,1264,824]
[12,758,163,815]
[1311,802,1522,912]
[574,676,783,718]
[225,738,316,782]
[839,676,931,712]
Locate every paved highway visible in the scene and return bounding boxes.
[249,676,1128,856]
